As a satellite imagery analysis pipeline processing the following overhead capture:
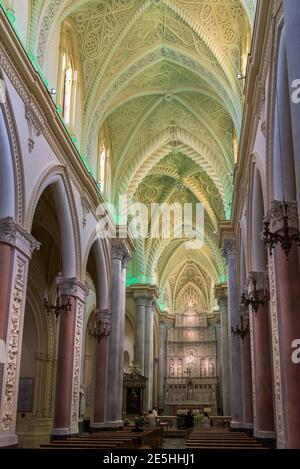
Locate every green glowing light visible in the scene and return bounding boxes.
[219,274,228,284]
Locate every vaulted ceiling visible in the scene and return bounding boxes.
[32,0,255,313]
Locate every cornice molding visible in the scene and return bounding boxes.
[231,0,273,227]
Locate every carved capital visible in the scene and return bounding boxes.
[134,294,148,307]
[58,276,88,302]
[247,271,269,293]
[222,238,236,259]
[0,217,40,258]
[267,201,299,233]
[111,239,132,267]
[215,284,228,307]
[95,308,111,337]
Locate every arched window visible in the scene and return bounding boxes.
[97,125,111,198]
[98,143,107,193]
[63,63,73,125]
[57,20,81,133]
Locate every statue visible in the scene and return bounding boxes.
[169,358,175,377]
[79,385,85,419]
[209,359,215,376]
[177,359,183,377]
[201,359,207,377]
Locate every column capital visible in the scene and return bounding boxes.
[222,238,236,259]
[134,294,148,306]
[247,271,269,292]
[267,200,299,233]
[58,276,88,302]
[131,285,159,303]
[215,283,228,307]
[95,308,111,336]
[111,239,132,267]
[0,217,40,258]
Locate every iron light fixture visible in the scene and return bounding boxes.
[43,274,71,319]
[263,202,300,259]
[241,278,269,315]
[231,314,249,342]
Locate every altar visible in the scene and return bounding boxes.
[164,306,218,415]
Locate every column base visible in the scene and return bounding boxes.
[105,420,123,429]
[238,423,253,435]
[51,428,79,440]
[0,433,18,448]
[254,430,276,449]
[254,429,276,439]
[230,421,244,430]
[90,422,108,429]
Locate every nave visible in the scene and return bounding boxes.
[0,0,300,452]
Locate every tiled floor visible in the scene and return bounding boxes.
[162,438,186,449]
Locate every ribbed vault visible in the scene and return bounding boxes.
[30,0,254,313]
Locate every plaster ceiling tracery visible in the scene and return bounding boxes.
[29,0,255,313]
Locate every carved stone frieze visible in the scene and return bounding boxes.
[71,300,84,424]
[268,201,299,233]
[1,256,26,430]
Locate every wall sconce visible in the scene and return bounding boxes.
[43,273,71,319]
[241,278,269,315]
[231,314,249,342]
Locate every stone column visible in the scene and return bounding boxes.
[106,240,131,427]
[240,309,253,431]
[247,272,274,439]
[0,217,40,447]
[269,202,300,448]
[91,309,110,428]
[157,321,167,412]
[222,239,243,428]
[117,259,130,422]
[153,357,158,409]
[52,278,87,438]
[134,295,146,375]
[144,298,154,412]
[215,285,230,416]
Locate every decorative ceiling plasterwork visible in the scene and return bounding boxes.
[30,0,253,312]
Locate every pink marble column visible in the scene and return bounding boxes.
[242,329,253,429]
[91,309,110,427]
[52,279,86,438]
[0,218,40,448]
[267,201,300,448]
[254,303,274,436]
[247,272,274,439]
